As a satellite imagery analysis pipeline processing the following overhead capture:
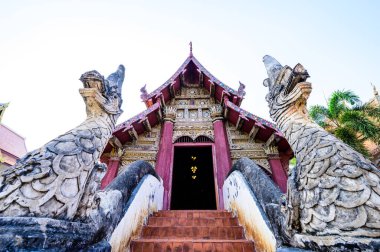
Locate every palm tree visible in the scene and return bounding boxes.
[309,90,380,156]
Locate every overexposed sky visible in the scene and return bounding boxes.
[1,0,379,150]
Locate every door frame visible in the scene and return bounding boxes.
[168,143,219,210]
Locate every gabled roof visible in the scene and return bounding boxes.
[104,52,291,154]
[223,101,290,152]
[140,54,246,108]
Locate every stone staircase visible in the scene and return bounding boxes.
[130,210,255,251]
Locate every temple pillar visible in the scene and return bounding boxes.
[211,104,232,209]
[279,150,293,175]
[100,149,121,189]
[155,106,176,210]
[265,145,287,193]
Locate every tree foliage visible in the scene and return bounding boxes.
[0,151,4,163]
[309,90,380,156]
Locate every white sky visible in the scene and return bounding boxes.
[1,0,379,151]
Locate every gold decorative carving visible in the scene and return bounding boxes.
[226,122,273,173]
[210,104,223,121]
[252,159,271,172]
[119,151,157,174]
[173,123,214,143]
[163,106,176,122]
[231,156,271,173]
[169,86,217,142]
[174,98,212,108]
[174,87,210,98]
[230,150,268,159]
[118,125,161,174]
[264,144,279,156]
[176,109,184,119]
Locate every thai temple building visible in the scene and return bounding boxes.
[100,48,293,210]
[365,85,380,166]
[2,47,380,252]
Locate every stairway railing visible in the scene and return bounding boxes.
[105,160,164,251]
[223,157,285,252]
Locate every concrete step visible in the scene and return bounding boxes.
[147,216,239,227]
[141,226,244,239]
[153,210,232,218]
[130,238,255,252]
[130,210,255,252]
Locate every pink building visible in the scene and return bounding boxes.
[0,103,27,170]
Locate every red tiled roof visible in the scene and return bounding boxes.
[0,124,27,158]
[141,55,246,109]
[107,53,291,154]
[225,101,280,132]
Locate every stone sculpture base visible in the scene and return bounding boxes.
[0,160,160,251]
[228,158,380,251]
[0,217,105,250]
[292,234,380,251]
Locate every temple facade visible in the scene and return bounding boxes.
[100,51,293,210]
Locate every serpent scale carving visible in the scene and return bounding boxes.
[263,55,380,237]
[0,65,125,220]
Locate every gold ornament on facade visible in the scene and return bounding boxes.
[118,125,161,174]
[163,106,177,122]
[225,121,271,172]
[191,166,197,173]
[210,104,223,121]
[264,144,279,156]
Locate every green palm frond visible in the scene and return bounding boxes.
[340,110,380,139]
[328,90,360,118]
[309,89,380,157]
[334,126,369,156]
[353,104,380,122]
[309,105,330,127]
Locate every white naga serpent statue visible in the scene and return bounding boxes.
[0,65,124,220]
[263,55,380,238]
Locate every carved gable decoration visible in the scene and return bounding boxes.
[226,122,271,173]
[119,124,161,173]
[170,87,215,143]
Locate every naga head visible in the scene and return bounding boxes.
[79,65,125,120]
[263,55,312,124]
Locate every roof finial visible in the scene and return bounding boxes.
[238,81,246,97]
[189,41,193,57]
[140,84,148,101]
[371,82,378,96]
